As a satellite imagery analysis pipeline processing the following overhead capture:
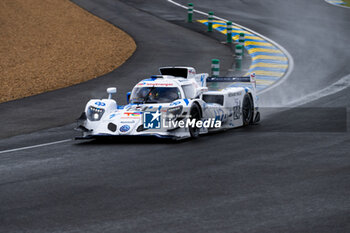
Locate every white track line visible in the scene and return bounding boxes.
[0,139,72,155]
[324,0,350,9]
[167,0,295,95]
[287,74,350,107]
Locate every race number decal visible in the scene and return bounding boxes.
[233,100,241,120]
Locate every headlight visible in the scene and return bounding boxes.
[166,106,183,120]
[87,106,105,121]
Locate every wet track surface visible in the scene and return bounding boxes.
[0,0,349,232]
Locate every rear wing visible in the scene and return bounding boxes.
[206,73,256,90]
[207,76,250,82]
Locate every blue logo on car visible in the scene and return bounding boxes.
[120,125,130,132]
[143,111,161,129]
[95,101,106,106]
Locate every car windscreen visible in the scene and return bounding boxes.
[130,87,181,104]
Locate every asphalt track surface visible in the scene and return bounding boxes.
[1,0,350,232]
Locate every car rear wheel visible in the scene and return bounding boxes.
[189,104,201,138]
[242,94,253,126]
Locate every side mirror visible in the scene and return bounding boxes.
[107,87,117,99]
[126,92,131,104]
[250,73,256,88]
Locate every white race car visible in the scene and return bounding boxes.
[76,67,260,140]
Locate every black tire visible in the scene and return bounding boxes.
[242,94,254,126]
[189,103,201,138]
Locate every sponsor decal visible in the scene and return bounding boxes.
[123,112,142,117]
[137,81,147,86]
[120,120,136,124]
[228,92,242,97]
[120,125,131,132]
[136,82,174,87]
[121,111,142,119]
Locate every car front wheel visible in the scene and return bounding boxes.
[189,104,201,138]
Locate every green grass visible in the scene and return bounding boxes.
[342,0,350,7]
